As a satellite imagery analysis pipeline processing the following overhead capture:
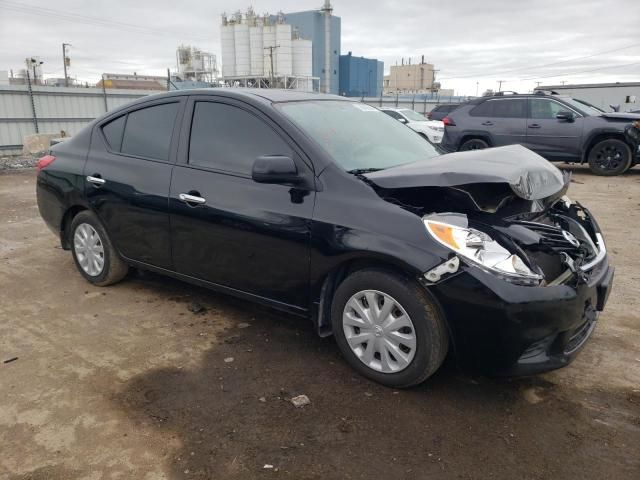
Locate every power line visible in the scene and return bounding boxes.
[0,0,213,42]
[438,41,640,80]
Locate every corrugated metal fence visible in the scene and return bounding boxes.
[0,85,162,155]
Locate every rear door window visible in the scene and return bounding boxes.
[470,101,493,116]
[383,110,403,120]
[102,115,126,151]
[491,99,526,118]
[188,101,292,175]
[121,103,179,161]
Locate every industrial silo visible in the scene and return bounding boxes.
[275,23,292,76]
[234,20,250,76]
[263,24,276,77]
[292,38,312,77]
[220,18,236,77]
[249,18,264,76]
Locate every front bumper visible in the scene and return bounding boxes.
[431,257,613,376]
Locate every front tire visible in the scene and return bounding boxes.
[459,138,489,151]
[69,211,128,286]
[331,269,449,388]
[587,138,632,176]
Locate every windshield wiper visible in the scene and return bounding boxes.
[347,168,384,175]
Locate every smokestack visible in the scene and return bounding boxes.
[321,0,332,93]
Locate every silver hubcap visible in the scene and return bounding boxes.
[342,290,417,373]
[73,223,105,277]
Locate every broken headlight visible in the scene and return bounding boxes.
[423,214,543,286]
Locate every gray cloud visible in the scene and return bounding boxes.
[1,0,638,95]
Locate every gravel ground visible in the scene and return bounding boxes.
[0,155,40,171]
[0,166,638,479]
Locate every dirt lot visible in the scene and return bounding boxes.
[1,166,639,480]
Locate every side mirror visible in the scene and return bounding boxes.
[398,118,408,124]
[252,155,301,185]
[556,111,575,122]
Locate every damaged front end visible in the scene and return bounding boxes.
[365,145,614,375]
[365,145,607,291]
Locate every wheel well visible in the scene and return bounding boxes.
[314,258,417,337]
[60,205,88,250]
[459,134,491,148]
[582,133,632,163]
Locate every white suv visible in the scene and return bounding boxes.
[380,108,445,144]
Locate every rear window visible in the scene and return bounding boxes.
[121,103,179,161]
[102,115,126,151]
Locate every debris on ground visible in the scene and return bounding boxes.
[3,357,18,364]
[259,397,267,403]
[237,322,251,328]
[290,394,311,408]
[224,357,234,363]
[263,464,274,469]
[187,301,206,314]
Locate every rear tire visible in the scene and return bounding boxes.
[459,138,489,151]
[331,269,449,388]
[69,211,128,286]
[587,138,632,176]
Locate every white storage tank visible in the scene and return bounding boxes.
[234,22,250,76]
[275,23,292,76]
[292,38,312,77]
[221,24,236,77]
[262,25,276,76]
[249,25,264,76]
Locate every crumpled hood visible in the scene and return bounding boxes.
[364,144,566,201]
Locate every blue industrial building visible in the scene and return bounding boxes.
[279,9,341,94]
[339,52,384,97]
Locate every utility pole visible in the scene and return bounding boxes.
[264,45,279,87]
[475,81,479,97]
[535,81,541,88]
[561,80,567,85]
[497,80,504,92]
[62,43,71,87]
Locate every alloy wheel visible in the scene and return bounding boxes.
[592,141,627,171]
[342,290,417,373]
[73,223,105,276]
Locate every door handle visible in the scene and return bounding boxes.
[179,193,206,205]
[86,175,106,186]
[481,121,493,126]
[528,124,541,129]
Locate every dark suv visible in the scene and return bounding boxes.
[441,92,640,175]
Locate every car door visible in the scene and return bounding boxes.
[169,96,315,309]
[525,98,584,160]
[467,98,527,146]
[84,98,185,269]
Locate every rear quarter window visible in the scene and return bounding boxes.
[101,115,126,151]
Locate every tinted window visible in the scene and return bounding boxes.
[470,99,525,118]
[469,101,493,116]
[189,102,292,174]
[491,99,526,118]
[121,103,179,161]
[530,99,567,119]
[102,115,125,151]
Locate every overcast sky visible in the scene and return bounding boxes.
[1,0,639,95]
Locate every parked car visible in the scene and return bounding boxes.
[36,89,613,388]
[380,107,445,143]
[440,92,640,176]
[427,103,459,121]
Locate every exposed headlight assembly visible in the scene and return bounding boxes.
[423,213,543,286]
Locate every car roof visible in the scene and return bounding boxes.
[142,88,348,104]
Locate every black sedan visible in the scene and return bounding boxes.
[36,89,613,387]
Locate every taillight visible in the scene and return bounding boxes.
[442,116,456,126]
[36,154,56,171]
